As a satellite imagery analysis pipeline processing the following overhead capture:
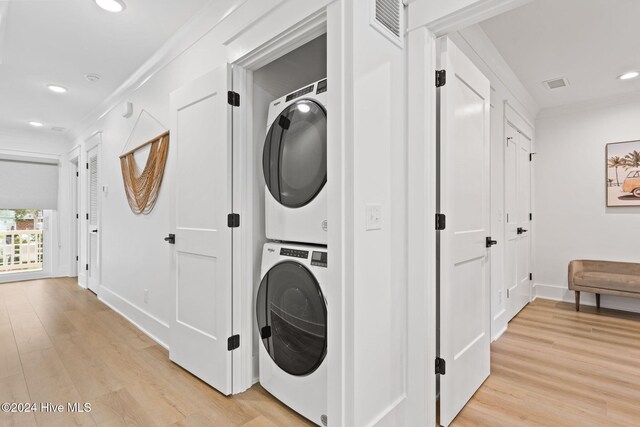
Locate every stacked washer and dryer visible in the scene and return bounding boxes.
[256,78,329,426]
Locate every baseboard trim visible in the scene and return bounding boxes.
[98,285,170,349]
[0,271,50,284]
[535,282,640,314]
[492,325,508,342]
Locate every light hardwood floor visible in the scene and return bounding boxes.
[452,298,640,426]
[0,277,313,427]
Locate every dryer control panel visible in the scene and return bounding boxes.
[280,248,309,259]
[311,251,328,268]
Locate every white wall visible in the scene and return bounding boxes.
[450,25,538,340]
[535,97,640,312]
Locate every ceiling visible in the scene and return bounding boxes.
[0,0,209,141]
[480,0,640,110]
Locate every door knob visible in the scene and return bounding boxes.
[517,227,528,234]
[486,237,498,248]
[164,234,175,244]
[92,229,98,233]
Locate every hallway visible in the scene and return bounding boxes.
[0,278,312,426]
[453,299,640,426]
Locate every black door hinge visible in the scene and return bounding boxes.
[76,171,79,177]
[227,91,240,107]
[227,334,240,351]
[436,70,446,87]
[76,256,78,261]
[435,213,446,230]
[486,237,498,248]
[85,264,89,271]
[530,153,535,161]
[86,163,89,169]
[529,213,533,221]
[86,213,89,220]
[76,213,79,219]
[530,273,533,281]
[435,357,446,375]
[227,213,240,228]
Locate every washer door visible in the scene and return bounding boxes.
[256,261,327,376]
[263,99,327,208]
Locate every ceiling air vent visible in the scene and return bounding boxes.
[370,0,403,47]
[543,77,569,90]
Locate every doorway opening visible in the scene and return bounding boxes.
[0,209,45,274]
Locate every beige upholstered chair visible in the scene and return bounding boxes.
[568,260,640,311]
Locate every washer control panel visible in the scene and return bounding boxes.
[280,248,309,259]
[311,251,328,268]
[286,84,314,102]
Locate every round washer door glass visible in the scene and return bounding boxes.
[263,99,327,208]
[256,261,327,376]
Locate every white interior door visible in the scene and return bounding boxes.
[87,146,100,293]
[169,64,234,395]
[505,125,532,320]
[438,37,491,427]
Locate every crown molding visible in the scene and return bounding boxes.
[537,90,640,120]
[69,0,251,142]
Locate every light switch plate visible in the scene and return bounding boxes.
[366,203,382,231]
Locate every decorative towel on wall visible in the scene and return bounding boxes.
[119,130,169,214]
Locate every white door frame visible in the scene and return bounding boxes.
[229,9,328,394]
[69,153,80,277]
[85,135,102,294]
[406,1,533,425]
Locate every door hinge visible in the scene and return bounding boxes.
[76,213,79,219]
[435,357,446,375]
[227,213,240,228]
[435,70,446,88]
[530,273,533,281]
[86,163,89,169]
[76,171,79,177]
[227,91,240,107]
[76,256,78,261]
[86,213,89,220]
[530,153,536,161]
[227,334,240,351]
[530,213,533,221]
[85,264,89,271]
[435,213,446,230]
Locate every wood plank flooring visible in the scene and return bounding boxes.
[0,277,313,427]
[452,298,640,426]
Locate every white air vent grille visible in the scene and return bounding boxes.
[543,77,569,90]
[89,155,98,224]
[375,0,401,37]
[371,0,403,47]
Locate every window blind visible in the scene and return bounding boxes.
[0,157,59,209]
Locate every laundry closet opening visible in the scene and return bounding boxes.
[246,32,328,425]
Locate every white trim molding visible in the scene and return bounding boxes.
[99,285,170,349]
[535,283,640,314]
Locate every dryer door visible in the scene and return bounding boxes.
[256,261,327,376]
[263,99,327,208]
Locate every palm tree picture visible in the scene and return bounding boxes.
[607,140,640,206]
[608,156,624,186]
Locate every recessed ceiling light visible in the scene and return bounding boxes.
[618,71,639,80]
[47,84,67,93]
[85,73,101,83]
[28,121,44,127]
[51,126,67,132]
[94,0,126,13]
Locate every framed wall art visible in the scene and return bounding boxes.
[607,139,640,207]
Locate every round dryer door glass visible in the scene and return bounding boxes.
[256,261,327,376]
[263,99,327,208]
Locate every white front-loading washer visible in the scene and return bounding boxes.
[256,242,328,426]
[263,79,327,245]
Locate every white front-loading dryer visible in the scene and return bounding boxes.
[257,242,328,426]
[263,79,327,245]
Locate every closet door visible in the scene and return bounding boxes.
[87,145,100,294]
[169,64,234,395]
[437,37,492,427]
[504,124,518,318]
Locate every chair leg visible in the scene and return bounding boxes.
[596,293,601,310]
[575,291,580,311]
